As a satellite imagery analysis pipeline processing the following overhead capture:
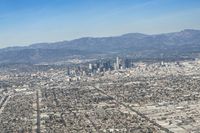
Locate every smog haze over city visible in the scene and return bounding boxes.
[1,0,200,133]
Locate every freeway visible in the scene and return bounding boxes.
[0,95,11,115]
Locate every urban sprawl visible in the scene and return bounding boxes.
[1,57,200,132]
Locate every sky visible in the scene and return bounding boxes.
[0,0,200,48]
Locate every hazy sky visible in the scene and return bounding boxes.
[0,0,200,48]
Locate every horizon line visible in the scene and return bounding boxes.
[1,28,199,49]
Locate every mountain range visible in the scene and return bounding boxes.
[0,29,200,64]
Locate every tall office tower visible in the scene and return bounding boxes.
[96,62,100,69]
[114,63,117,70]
[89,63,92,70]
[67,67,70,76]
[103,61,111,70]
[125,59,132,69]
[116,57,120,70]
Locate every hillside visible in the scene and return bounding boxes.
[0,29,200,64]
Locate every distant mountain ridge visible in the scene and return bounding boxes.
[0,29,200,64]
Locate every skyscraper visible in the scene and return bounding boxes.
[89,63,92,70]
[124,59,132,69]
[116,57,120,70]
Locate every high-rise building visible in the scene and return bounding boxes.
[124,59,132,69]
[116,57,120,70]
[66,67,70,76]
[89,63,92,70]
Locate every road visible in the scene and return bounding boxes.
[90,84,174,133]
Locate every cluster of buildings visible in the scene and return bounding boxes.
[0,59,200,132]
[66,57,133,78]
